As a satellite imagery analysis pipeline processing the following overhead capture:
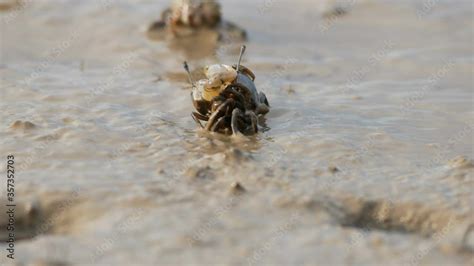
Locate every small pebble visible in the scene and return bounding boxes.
[328,165,339,173]
[230,181,246,194]
[185,166,213,179]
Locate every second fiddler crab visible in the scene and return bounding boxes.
[149,0,246,41]
[184,46,270,135]
[167,0,221,30]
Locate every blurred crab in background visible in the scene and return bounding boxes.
[184,46,269,135]
[167,0,222,29]
[148,0,246,42]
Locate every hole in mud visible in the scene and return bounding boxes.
[1,202,42,241]
[324,197,460,237]
[1,191,82,241]
[339,200,415,235]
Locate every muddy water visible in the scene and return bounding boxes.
[0,0,473,265]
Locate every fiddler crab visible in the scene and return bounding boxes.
[149,0,221,35]
[184,45,270,135]
[149,0,246,40]
[169,0,221,28]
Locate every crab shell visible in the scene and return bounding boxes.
[189,64,237,101]
[191,79,211,114]
[204,64,237,87]
[193,63,260,102]
[231,71,260,111]
[194,80,229,102]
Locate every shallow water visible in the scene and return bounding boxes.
[0,0,473,265]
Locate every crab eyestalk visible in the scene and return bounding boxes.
[183,61,195,87]
[236,45,246,73]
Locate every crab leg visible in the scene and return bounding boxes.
[192,112,208,121]
[210,116,226,132]
[246,110,258,134]
[222,86,246,106]
[205,99,233,131]
[231,108,244,136]
[191,112,206,128]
